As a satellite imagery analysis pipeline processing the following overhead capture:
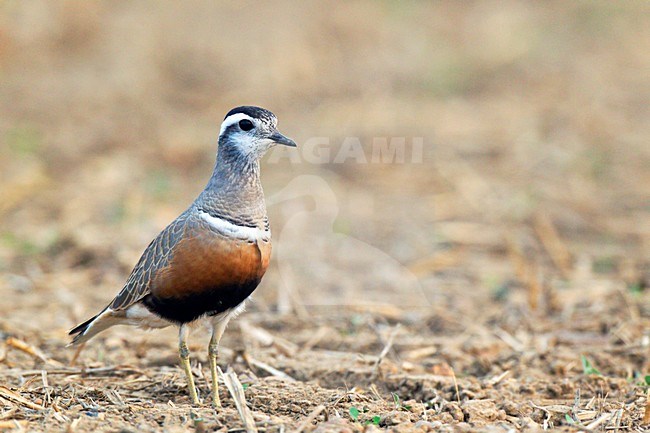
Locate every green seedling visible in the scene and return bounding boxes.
[628,282,644,295]
[392,393,412,411]
[349,406,381,426]
[581,355,601,376]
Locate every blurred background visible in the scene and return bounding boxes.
[0,1,649,429]
[1,0,647,318]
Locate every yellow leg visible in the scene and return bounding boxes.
[209,338,221,408]
[209,319,229,409]
[179,326,200,405]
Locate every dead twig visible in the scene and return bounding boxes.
[611,408,623,432]
[450,367,461,405]
[348,304,405,320]
[0,386,45,411]
[487,370,510,386]
[247,357,295,382]
[408,246,466,277]
[300,326,330,353]
[534,212,572,279]
[0,420,29,430]
[506,234,543,312]
[585,412,613,430]
[69,342,85,367]
[66,418,82,433]
[220,368,257,433]
[0,408,17,421]
[239,321,298,357]
[5,337,49,364]
[642,389,650,425]
[371,325,400,380]
[294,405,325,433]
[494,327,525,352]
[0,365,142,378]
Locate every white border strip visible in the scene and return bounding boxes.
[219,113,255,137]
[199,211,269,241]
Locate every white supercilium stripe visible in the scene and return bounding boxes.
[219,113,255,137]
[199,211,269,242]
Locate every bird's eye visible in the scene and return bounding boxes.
[239,119,254,131]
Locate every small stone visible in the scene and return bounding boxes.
[313,418,361,433]
[444,402,464,422]
[462,399,506,425]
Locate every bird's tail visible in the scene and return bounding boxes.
[68,308,118,346]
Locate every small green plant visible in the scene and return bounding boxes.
[592,257,616,274]
[1,232,40,256]
[349,406,381,426]
[391,393,412,411]
[581,355,601,376]
[565,414,575,424]
[629,372,650,387]
[491,282,510,302]
[190,411,204,430]
[628,282,644,295]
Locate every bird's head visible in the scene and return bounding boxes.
[218,106,296,159]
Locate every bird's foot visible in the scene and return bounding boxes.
[179,342,200,406]
[209,343,222,409]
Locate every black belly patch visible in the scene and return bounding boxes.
[142,279,260,324]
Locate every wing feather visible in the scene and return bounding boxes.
[109,213,189,311]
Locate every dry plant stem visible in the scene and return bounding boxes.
[69,343,85,367]
[294,405,326,433]
[220,368,257,433]
[642,389,650,425]
[0,420,28,430]
[534,213,573,278]
[0,386,45,410]
[6,337,48,363]
[248,357,295,381]
[371,324,400,379]
[450,367,461,405]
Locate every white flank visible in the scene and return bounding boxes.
[219,113,255,137]
[199,211,269,242]
[125,304,171,329]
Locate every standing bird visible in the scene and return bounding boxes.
[68,106,296,407]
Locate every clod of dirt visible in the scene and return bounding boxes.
[313,417,361,433]
[441,402,464,422]
[385,423,431,433]
[461,399,507,425]
[383,410,413,426]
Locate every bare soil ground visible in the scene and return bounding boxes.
[0,2,649,432]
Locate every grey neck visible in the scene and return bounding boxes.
[196,141,267,229]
